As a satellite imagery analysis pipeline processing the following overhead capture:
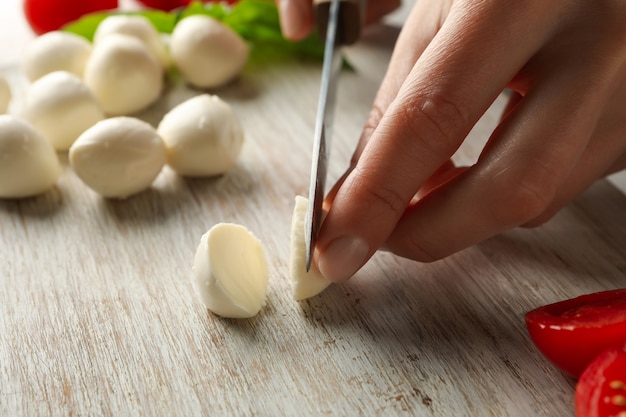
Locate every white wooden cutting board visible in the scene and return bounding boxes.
[1,21,625,417]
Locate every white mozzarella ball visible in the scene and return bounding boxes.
[21,71,105,151]
[169,15,249,89]
[84,34,163,116]
[22,31,92,82]
[69,117,166,198]
[94,15,170,69]
[0,75,11,114]
[0,115,61,198]
[193,223,269,319]
[157,94,244,177]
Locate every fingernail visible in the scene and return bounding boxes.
[318,236,370,283]
[278,0,301,40]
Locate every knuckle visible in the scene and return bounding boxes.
[392,93,468,158]
[351,166,408,221]
[485,164,559,225]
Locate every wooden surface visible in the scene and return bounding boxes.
[2,9,626,417]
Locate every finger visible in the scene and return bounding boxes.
[277,0,315,41]
[327,160,467,210]
[524,82,626,226]
[355,0,451,163]
[524,139,626,228]
[316,0,562,281]
[385,54,614,261]
[324,1,451,210]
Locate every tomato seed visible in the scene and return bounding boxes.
[612,395,626,406]
[610,380,626,390]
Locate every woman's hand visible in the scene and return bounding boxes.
[279,0,626,283]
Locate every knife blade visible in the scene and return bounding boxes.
[305,0,365,271]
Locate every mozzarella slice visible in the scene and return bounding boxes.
[289,196,333,300]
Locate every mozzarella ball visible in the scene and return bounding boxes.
[0,115,61,198]
[22,31,92,82]
[157,94,244,177]
[94,15,170,69]
[193,223,269,319]
[21,71,105,151]
[169,15,249,89]
[84,34,163,116]
[0,75,11,114]
[69,117,166,198]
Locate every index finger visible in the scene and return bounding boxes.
[315,0,563,282]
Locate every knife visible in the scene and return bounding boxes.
[305,0,365,271]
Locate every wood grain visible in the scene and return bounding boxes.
[1,22,625,417]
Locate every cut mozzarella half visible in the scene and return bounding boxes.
[289,196,332,300]
[193,223,269,318]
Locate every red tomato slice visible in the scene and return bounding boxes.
[135,0,190,11]
[575,346,626,417]
[23,0,119,35]
[525,289,626,378]
[135,0,236,11]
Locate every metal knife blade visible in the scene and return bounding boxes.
[305,0,364,271]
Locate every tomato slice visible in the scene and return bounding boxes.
[135,0,237,11]
[135,0,190,11]
[525,289,626,378]
[24,0,119,35]
[575,346,626,417]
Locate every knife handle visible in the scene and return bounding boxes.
[313,0,366,46]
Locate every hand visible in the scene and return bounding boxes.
[276,0,401,41]
[308,0,626,282]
